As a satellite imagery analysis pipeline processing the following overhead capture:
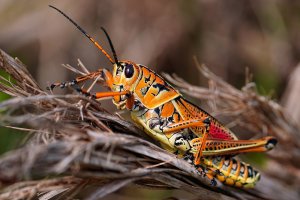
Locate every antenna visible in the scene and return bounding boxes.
[101,27,119,64]
[49,5,115,64]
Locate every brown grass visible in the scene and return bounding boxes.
[0,49,299,200]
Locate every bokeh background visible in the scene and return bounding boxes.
[1,0,300,199]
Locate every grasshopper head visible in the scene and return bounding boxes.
[111,60,141,108]
[112,60,141,92]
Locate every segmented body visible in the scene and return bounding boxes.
[202,156,260,188]
[124,65,261,187]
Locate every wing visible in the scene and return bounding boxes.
[173,97,238,140]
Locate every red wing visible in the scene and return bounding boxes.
[209,121,237,140]
[174,97,238,140]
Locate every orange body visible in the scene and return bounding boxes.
[49,6,277,189]
[105,62,276,187]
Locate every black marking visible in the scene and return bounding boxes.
[139,65,177,90]
[154,107,161,115]
[141,66,156,87]
[138,67,157,96]
[159,119,165,126]
[144,74,151,83]
[167,115,174,122]
[152,83,170,96]
[203,117,211,125]
[174,136,184,146]
[116,65,124,76]
[247,166,253,178]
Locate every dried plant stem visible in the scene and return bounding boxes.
[0,49,299,199]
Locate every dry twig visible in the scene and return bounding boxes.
[0,49,299,199]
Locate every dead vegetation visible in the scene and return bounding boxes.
[0,49,299,200]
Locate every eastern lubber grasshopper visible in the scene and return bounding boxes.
[48,5,277,188]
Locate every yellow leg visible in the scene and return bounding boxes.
[160,117,211,166]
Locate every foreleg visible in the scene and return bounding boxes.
[48,68,114,90]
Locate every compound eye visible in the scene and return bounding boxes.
[124,64,134,78]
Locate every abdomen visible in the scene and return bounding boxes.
[203,156,260,188]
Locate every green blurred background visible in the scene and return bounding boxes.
[0,0,300,198]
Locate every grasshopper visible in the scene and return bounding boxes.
[48,5,277,188]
